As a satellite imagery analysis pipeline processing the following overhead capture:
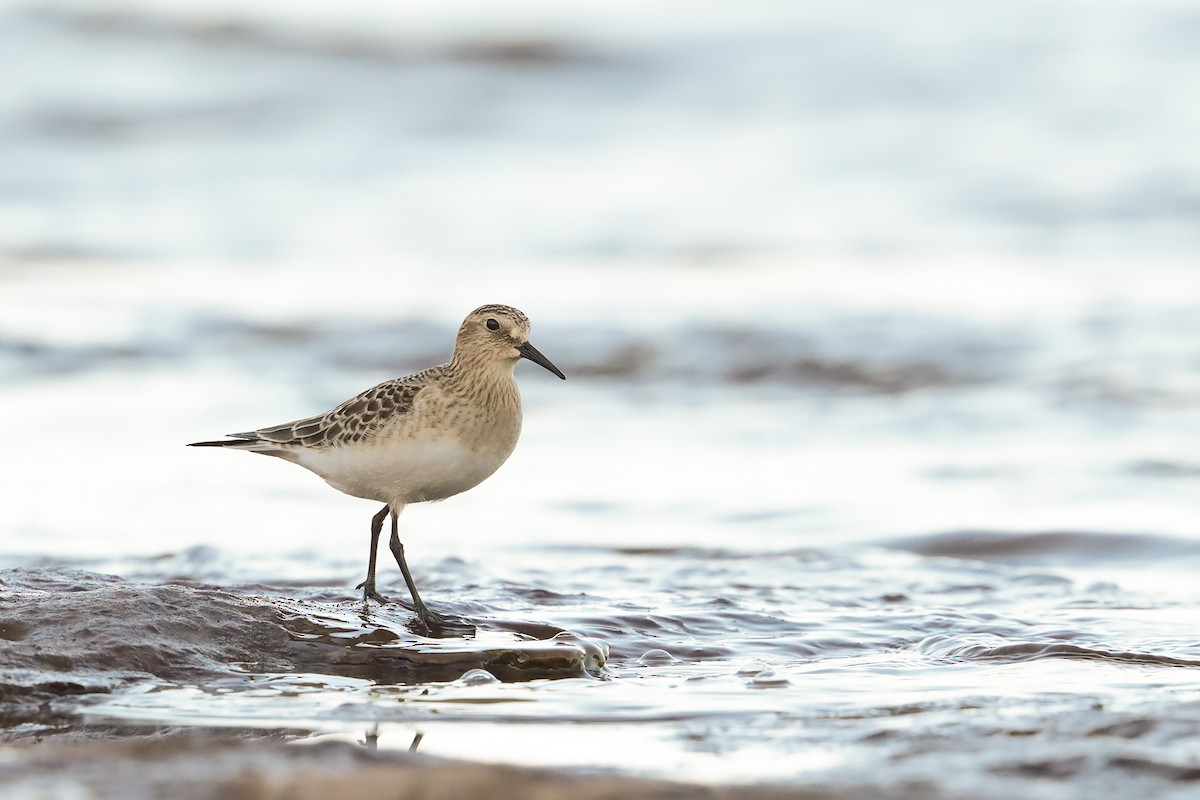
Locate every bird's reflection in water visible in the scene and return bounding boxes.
[358,727,423,754]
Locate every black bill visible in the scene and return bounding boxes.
[517,341,566,380]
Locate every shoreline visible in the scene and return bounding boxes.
[0,733,866,800]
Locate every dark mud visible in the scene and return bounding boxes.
[0,569,604,716]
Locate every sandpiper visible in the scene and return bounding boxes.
[189,304,565,630]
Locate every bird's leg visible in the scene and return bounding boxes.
[388,509,446,629]
[355,504,391,604]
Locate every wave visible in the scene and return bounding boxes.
[916,635,1200,667]
[887,530,1200,566]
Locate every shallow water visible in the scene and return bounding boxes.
[3,1,1200,797]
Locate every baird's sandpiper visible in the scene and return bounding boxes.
[189,304,565,630]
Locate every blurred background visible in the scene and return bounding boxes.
[2,0,1200,789]
[2,0,1197,556]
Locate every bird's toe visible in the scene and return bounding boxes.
[355,580,390,605]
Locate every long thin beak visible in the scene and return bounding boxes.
[517,341,566,380]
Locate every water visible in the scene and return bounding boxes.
[3,1,1200,797]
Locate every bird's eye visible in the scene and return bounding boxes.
[486,318,500,331]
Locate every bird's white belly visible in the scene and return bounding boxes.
[297,433,512,505]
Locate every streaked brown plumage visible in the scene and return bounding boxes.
[190,304,565,630]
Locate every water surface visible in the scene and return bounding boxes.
[3,1,1200,797]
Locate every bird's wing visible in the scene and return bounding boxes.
[235,377,427,450]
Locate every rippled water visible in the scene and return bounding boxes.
[3,1,1200,797]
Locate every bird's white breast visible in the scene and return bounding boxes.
[297,431,515,506]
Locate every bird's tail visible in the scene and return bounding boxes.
[187,434,262,449]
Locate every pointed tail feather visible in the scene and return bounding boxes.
[187,434,260,448]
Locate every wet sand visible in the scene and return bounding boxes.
[1,735,828,800]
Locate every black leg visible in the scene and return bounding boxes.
[355,504,391,604]
[388,509,445,628]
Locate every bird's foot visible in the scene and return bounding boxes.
[401,600,472,636]
[355,579,390,605]
[417,606,448,629]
